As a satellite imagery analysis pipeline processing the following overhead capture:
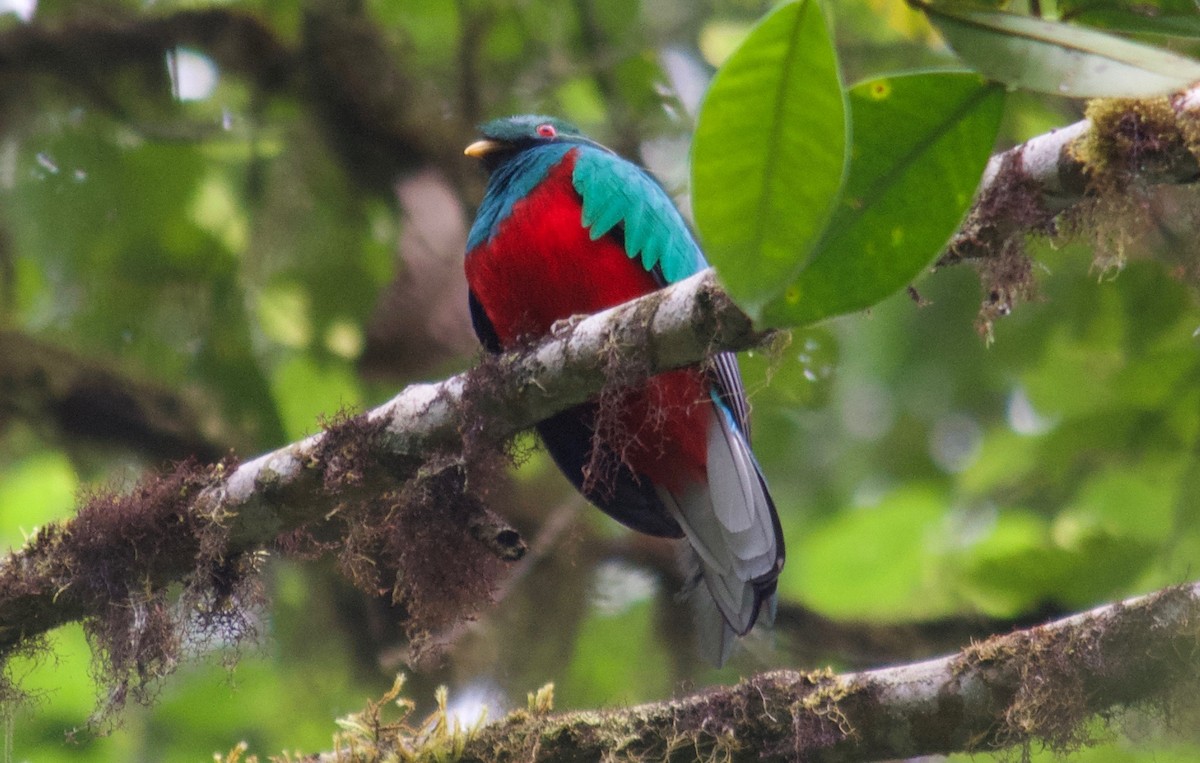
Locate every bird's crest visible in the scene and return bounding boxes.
[477,115,583,144]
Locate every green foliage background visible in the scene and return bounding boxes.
[2,0,1200,759]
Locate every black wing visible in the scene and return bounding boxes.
[470,287,681,538]
[536,406,683,539]
[469,289,503,353]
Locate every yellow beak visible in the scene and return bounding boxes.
[464,139,502,159]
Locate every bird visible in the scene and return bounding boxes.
[463,115,784,664]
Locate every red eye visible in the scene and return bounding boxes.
[536,123,557,138]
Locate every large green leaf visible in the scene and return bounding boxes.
[1069,9,1200,38]
[921,4,1200,97]
[1061,0,1200,38]
[790,485,956,620]
[691,0,847,316]
[763,72,1005,326]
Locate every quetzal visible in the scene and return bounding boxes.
[463,115,784,664]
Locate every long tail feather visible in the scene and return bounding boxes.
[660,398,784,665]
[679,547,738,666]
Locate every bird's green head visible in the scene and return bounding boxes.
[464,115,602,170]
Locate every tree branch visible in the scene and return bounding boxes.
[936,87,1200,333]
[0,330,229,461]
[942,87,1200,268]
[373,583,1197,763]
[0,270,760,659]
[0,6,466,193]
[0,8,294,93]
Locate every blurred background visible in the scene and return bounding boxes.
[3,0,1200,760]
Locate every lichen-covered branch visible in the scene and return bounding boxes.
[314,583,1200,763]
[0,270,758,667]
[942,86,1200,267]
[938,86,1200,334]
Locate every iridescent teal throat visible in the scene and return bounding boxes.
[467,143,573,252]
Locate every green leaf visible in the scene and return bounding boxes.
[1056,462,1180,545]
[788,486,957,620]
[763,71,1005,326]
[956,507,1156,614]
[1061,0,1200,38]
[921,4,1200,96]
[1070,9,1200,38]
[561,597,672,706]
[691,0,847,317]
[269,354,364,441]
[0,452,78,549]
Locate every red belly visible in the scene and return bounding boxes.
[466,150,708,488]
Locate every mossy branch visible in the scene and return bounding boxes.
[0,270,758,667]
[937,87,1200,335]
[942,87,1200,268]
[309,583,1200,763]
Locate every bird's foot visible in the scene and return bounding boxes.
[549,313,587,338]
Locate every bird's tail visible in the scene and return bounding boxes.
[659,401,784,666]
